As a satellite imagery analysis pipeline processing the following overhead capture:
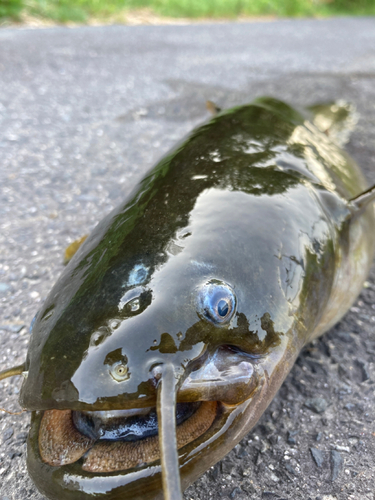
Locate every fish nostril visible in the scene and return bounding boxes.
[149,363,163,388]
[104,350,129,382]
[149,361,186,391]
[109,361,129,382]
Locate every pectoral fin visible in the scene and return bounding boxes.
[63,235,88,265]
[206,100,221,115]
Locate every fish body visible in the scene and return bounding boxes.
[7,98,375,499]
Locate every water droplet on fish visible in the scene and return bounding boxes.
[130,298,140,311]
[127,264,149,286]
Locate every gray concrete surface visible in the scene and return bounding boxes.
[1,17,375,500]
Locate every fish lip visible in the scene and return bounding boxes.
[27,401,237,500]
[37,399,219,473]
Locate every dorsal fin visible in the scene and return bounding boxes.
[307,100,358,147]
[349,184,375,215]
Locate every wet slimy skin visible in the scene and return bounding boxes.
[4,98,375,499]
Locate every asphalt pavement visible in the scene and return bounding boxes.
[0,17,375,500]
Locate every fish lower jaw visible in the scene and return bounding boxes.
[38,401,217,473]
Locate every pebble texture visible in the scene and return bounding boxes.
[1,17,375,500]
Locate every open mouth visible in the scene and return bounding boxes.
[38,401,217,473]
[38,347,257,475]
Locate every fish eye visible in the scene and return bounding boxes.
[217,299,229,317]
[197,280,236,325]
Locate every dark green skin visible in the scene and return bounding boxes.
[21,98,375,499]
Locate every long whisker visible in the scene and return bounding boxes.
[156,363,183,500]
[0,364,27,414]
[0,407,26,415]
[0,363,26,381]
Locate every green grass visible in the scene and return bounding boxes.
[1,0,375,24]
[0,0,23,19]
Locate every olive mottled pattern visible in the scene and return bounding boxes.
[16,98,375,499]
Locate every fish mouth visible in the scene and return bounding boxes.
[38,346,258,473]
[38,401,218,473]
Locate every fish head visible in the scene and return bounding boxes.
[20,186,336,500]
[18,99,346,499]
